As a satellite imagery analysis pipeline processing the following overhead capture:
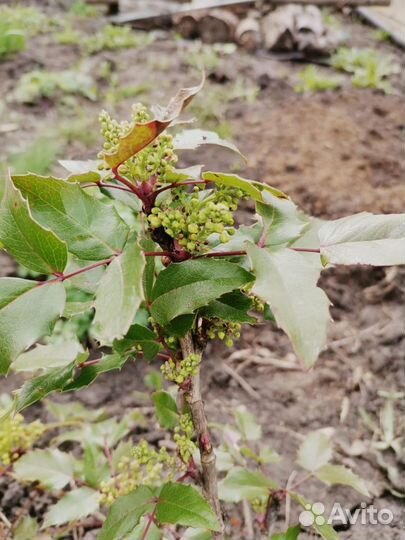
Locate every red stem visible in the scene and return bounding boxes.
[141,511,156,540]
[37,257,117,288]
[112,166,144,198]
[153,180,208,197]
[144,251,173,257]
[82,182,134,194]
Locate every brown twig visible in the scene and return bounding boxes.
[179,334,225,539]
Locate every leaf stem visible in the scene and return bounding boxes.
[82,182,135,194]
[141,511,156,540]
[112,166,144,199]
[153,180,208,197]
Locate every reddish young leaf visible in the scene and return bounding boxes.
[103,76,204,169]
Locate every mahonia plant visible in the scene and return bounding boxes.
[0,78,404,539]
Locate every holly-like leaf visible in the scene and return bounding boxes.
[103,78,204,169]
[64,353,130,392]
[200,291,255,323]
[93,241,145,343]
[256,191,308,246]
[315,464,369,496]
[165,165,203,183]
[173,129,243,157]
[151,259,254,326]
[0,176,67,274]
[202,172,288,202]
[246,244,330,367]
[183,529,213,540]
[318,212,405,266]
[152,391,178,429]
[234,405,262,441]
[156,483,220,531]
[11,174,129,261]
[141,237,156,302]
[113,324,160,360]
[0,278,66,375]
[14,448,76,490]
[14,361,77,412]
[218,467,278,502]
[59,159,101,175]
[98,486,156,540]
[297,431,333,472]
[13,516,39,540]
[43,487,100,528]
[12,340,83,372]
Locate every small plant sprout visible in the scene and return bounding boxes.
[295,65,343,93]
[331,47,400,93]
[0,79,404,539]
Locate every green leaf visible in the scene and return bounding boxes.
[14,448,76,490]
[83,443,110,488]
[141,236,156,302]
[0,176,67,274]
[257,191,308,246]
[144,371,163,391]
[0,278,66,375]
[183,528,214,540]
[271,526,301,540]
[234,405,262,441]
[173,129,243,157]
[14,361,76,412]
[246,244,330,367]
[13,516,39,540]
[43,487,100,528]
[152,391,178,429]
[202,172,288,202]
[113,324,160,360]
[218,467,278,502]
[151,259,254,326]
[200,291,255,323]
[98,486,156,540]
[64,353,129,391]
[12,174,129,261]
[297,431,333,472]
[156,483,220,531]
[93,241,145,343]
[12,340,83,372]
[163,314,195,337]
[63,300,94,317]
[59,159,101,176]
[290,492,338,540]
[315,464,369,496]
[318,212,405,266]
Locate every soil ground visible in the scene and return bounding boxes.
[0,2,404,539]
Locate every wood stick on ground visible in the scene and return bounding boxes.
[221,362,261,400]
[111,0,391,26]
[180,334,225,539]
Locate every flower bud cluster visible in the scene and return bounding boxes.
[250,295,265,313]
[148,186,244,254]
[160,353,201,384]
[0,414,45,465]
[100,440,176,505]
[98,104,178,182]
[206,319,241,348]
[174,414,196,463]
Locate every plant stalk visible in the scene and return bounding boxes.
[179,334,225,539]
